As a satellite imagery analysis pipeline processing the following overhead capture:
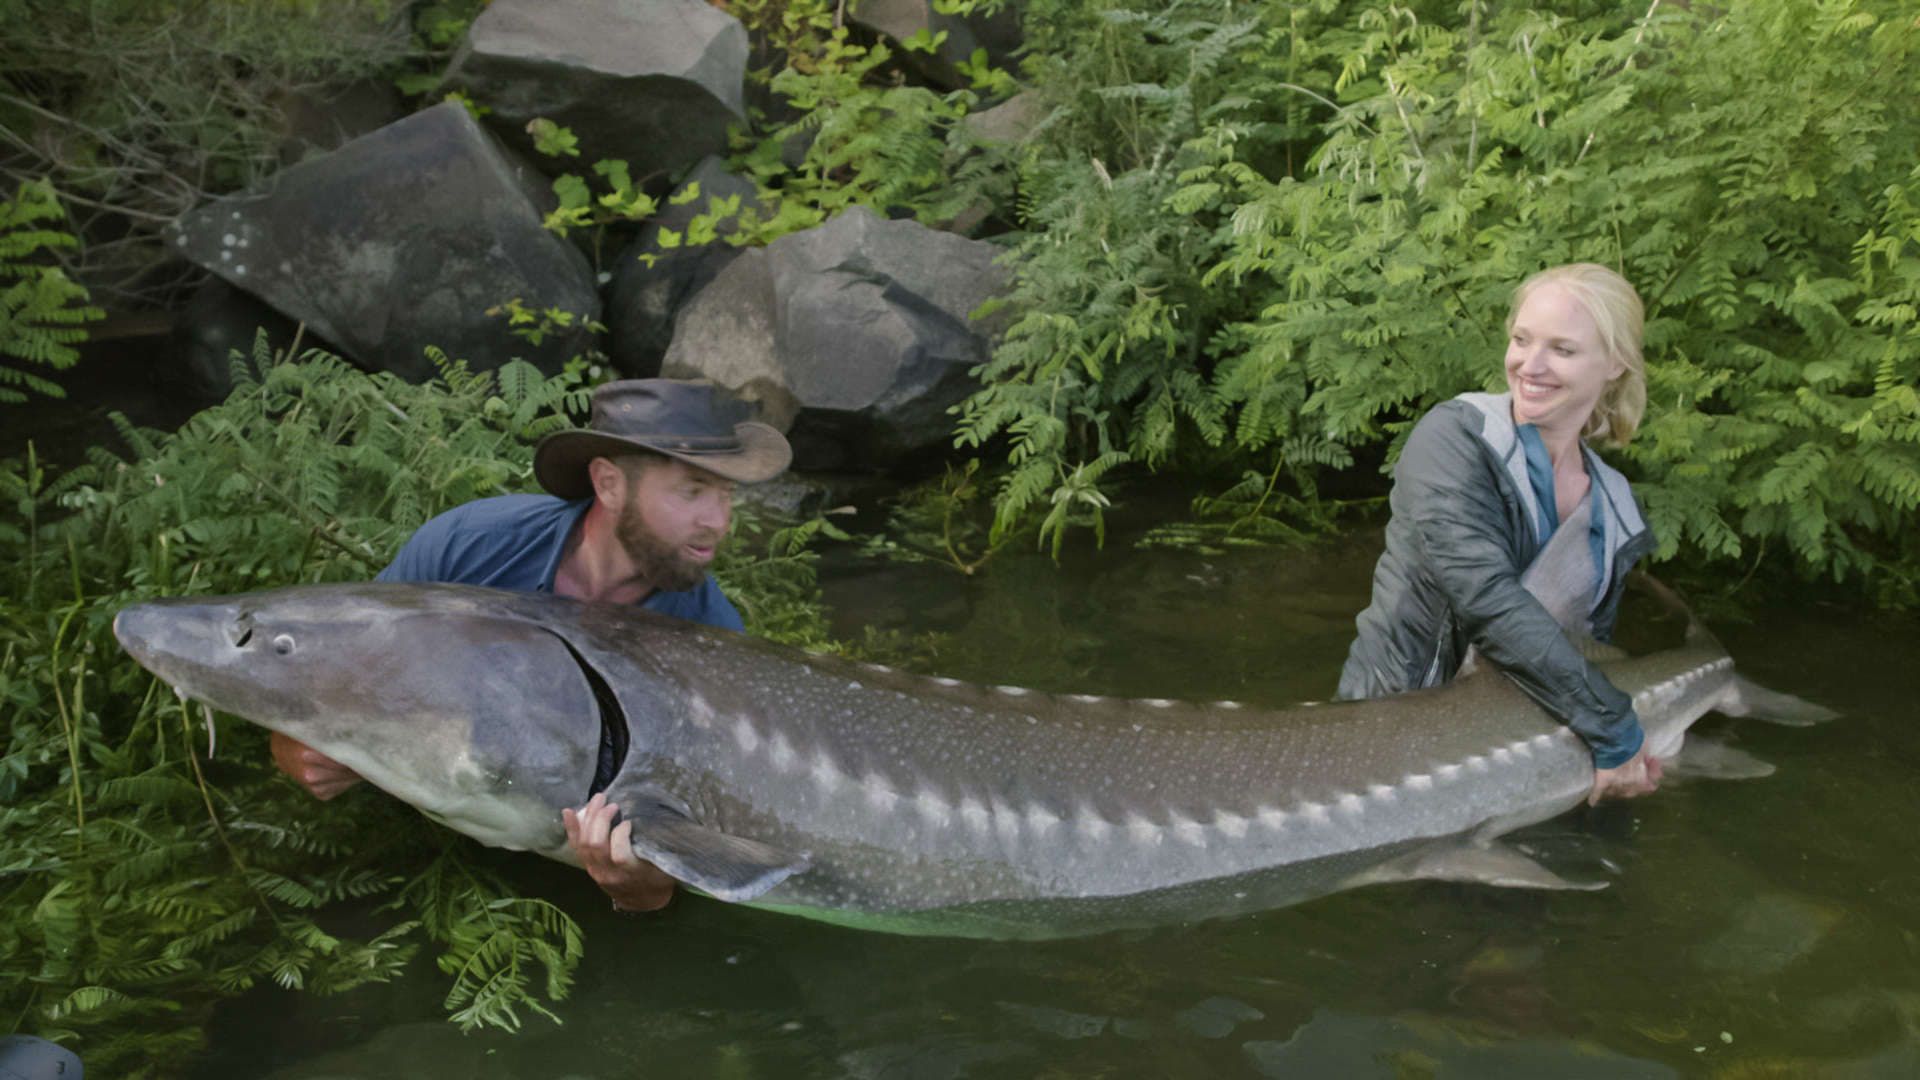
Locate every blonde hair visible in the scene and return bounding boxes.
[1508,263,1647,446]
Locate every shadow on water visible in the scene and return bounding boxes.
[192,511,1920,1079]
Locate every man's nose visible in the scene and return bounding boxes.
[698,496,732,533]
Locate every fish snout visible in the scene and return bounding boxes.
[113,598,261,675]
[112,601,160,658]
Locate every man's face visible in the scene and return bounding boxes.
[614,457,735,593]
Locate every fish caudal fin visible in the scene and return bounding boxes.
[1717,675,1840,728]
[1667,733,1776,782]
[621,802,811,903]
[1349,841,1607,893]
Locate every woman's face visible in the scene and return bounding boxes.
[1505,283,1623,438]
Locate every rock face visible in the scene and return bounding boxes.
[850,0,1023,89]
[963,91,1042,146]
[442,0,747,177]
[605,157,761,378]
[662,206,1009,471]
[169,102,598,381]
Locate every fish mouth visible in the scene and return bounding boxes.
[553,633,628,798]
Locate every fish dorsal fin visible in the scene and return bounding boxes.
[619,801,810,903]
[1574,635,1628,664]
[1458,632,1623,679]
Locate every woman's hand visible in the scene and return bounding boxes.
[1588,746,1664,806]
[563,792,677,913]
[270,731,363,800]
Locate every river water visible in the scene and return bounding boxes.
[200,529,1919,1078]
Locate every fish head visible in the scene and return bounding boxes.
[114,584,608,852]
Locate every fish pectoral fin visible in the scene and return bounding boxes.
[1667,733,1776,782]
[1717,675,1839,727]
[622,802,810,904]
[1349,841,1607,893]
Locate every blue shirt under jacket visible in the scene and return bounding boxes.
[375,494,745,632]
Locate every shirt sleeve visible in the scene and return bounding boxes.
[1397,407,1645,768]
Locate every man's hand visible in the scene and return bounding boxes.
[1588,746,1663,806]
[270,731,363,800]
[563,792,676,913]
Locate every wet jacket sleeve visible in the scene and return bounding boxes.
[1397,406,1645,768]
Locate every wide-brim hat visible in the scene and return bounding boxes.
[534,378,792,499]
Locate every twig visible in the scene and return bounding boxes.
[1519,33,1546,129]
[234,462,385,570]
[1383,72,1426,164]
[1465,0,1481,173]
[1270,82,1379,136]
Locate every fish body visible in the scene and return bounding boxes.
[112,583,1827,938]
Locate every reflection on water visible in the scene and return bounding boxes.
[200,535,1920,1078]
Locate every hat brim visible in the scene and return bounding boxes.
[533,421,792,499]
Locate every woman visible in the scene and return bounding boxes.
[1338,263,1662,804]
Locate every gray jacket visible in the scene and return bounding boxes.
[1337,393,1656,767]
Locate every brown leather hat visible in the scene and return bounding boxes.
[533,379,791,498]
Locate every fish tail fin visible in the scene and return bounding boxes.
[1718,675,1840,727]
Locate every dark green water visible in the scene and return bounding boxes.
[201,536,1920,1078]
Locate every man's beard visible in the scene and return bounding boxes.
[614,506,716,593]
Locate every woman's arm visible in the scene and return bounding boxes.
[1394,406,1646,770]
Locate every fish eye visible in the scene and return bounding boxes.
[273,634,296,655]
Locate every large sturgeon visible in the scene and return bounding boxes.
[112,582,1829,938]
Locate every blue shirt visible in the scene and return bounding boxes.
[376,494,745,632]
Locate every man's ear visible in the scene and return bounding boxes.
[586,457,628,509]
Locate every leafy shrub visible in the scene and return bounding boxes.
[0,181,101,403]
[957,0,1920,592]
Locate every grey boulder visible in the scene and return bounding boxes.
[662,206,1010,471]
[442,0,747,177]
[606,157,761,378]
[169,101,598,380]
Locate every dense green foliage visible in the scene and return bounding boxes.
[727,1,1019,243]
[0,181,100,402]
[950,0,1920,593]
[0,342,840,1073]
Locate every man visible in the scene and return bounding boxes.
[271,378,792,911]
